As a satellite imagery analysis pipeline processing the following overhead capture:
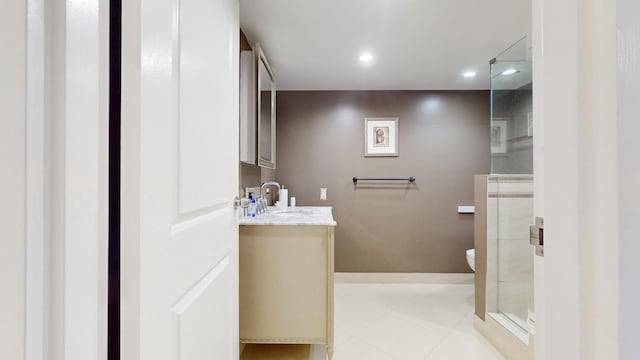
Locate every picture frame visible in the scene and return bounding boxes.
[491,120,507,154]
[364,117,399,157]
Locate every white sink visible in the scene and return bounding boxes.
[269,208,316,216]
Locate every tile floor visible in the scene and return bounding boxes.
[241,283,506,360]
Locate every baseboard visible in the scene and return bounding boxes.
[334,272,474,284]
[474,314,534,360]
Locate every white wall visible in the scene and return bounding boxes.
[0,1,27,359]
[617,0,640,358]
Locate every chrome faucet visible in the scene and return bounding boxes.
[260,181,281,198]
[259,181,281,213]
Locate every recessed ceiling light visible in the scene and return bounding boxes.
[463,71,477,78]
[359,53,373,63]
[502,68,518,76]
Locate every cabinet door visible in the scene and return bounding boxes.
[240,50,256,164]
[240,226,329,342]
[256,44,276,169]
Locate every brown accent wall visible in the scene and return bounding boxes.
[276,91,490,273]
[474,175,488,319]
[239,29,275,193]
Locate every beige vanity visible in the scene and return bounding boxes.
[239,207,336,359]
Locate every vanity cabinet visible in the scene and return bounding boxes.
[239,224,335,359]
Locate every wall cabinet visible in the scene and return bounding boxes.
[240,43,276,169]
[239,50,256,164]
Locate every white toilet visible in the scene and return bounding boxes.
[466,249,475,272]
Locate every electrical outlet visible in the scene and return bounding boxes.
[320,188,327,200]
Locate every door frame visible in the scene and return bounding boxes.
[533,0,622,358]
[25,0,46,358]
[617,1,640,359]
[23,0,110,359]
[2,0,27,359]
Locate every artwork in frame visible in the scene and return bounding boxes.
[364,117,399,157]
[491,120,507,154]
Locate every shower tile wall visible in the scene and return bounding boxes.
[486,176,533,330]
[491,84,533,175]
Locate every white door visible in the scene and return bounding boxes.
[121,0,240,359]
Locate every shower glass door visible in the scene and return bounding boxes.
[489,36,534,336]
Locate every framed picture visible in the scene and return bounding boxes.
[491,120,507,154]
[364,117,399,157]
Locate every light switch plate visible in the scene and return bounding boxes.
[457,206,475,214]
[320,188,327,200]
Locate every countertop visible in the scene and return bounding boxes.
[238,206,337,226]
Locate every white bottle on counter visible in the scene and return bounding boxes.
[248,193,257,217]
[279,186,288,208]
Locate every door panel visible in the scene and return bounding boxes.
[178,0,238,214]
[170,210,236,298]
[121,0,239,358]
[174,255,234,360]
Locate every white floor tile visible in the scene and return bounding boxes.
[334,284,393,345]
[336,283,505,360]
[424,314,506,360]
[356,311,449,360]
[333,338,394,360]
[243,283,506,359]
[375,284,474,330]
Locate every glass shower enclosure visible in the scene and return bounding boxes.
[487,36,534,339]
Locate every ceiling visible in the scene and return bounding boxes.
[239,0,531,91]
